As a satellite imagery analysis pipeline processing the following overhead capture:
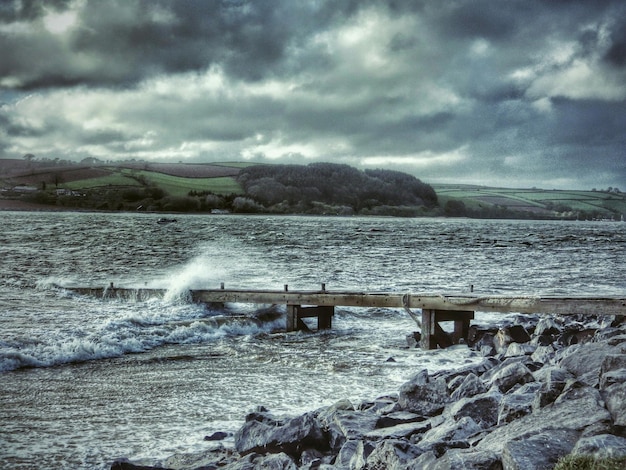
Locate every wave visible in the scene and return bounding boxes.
[0,300,285,373]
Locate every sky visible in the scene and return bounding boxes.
[0,0,625,190]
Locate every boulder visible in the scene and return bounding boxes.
[376,411,424,428]
[334,440,369,469]
[365,439,423,470]
[431,357,500,384]
[603,382,626,427]
[600,354,626,376]
[530,344,555,364]
[497,384,540,425]
[446,392,501,428]
[316,400,377,452]
[161,447,236,469]
[531,366,572,410]
[234,411,328,458]
[494,326,531,355]
[398,370,450,416]
[559,342,625,387]
[534,316,562,337]
[476,385,612,455]
[409,449,502,470]
[467,325,499,348]
[571,434,626,459]
[222,452,298,470]
[504,343,536,357]
[365,420,432,441]
[501,429,578,470]
[111,461,170,470]
[416,416,482,456]
[487,362,535,393]
[450,373,487,400]
[326,409,379,441]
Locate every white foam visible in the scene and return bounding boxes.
[0,300,283,372]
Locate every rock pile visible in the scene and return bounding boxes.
[112,313,626,470]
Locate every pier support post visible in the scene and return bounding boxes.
[286,305,297,332]
[285,305,334,332]
[421,309,474,350]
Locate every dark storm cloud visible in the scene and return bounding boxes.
[0,0,360,89]
[0,0,624,189]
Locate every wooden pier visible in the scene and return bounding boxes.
[64,284,626,350]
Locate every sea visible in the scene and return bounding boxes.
[1,212,624,469]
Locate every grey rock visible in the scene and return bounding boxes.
[501,429,578,470]
[417,416,482,456]
[161,447,238,469]
[572,434,626,459]
[299,448,324,469]
[328,410,379,441]
[531,366,572,410]
[222,452,297,470]
[334,440,366,470]
[504,343,536,357]
[530,344,556,364]
[348,440,375,470]
[607,333,626,346]
[594,327,626,342]
[534,317,562,337]
[365,439,423,470]
[410,449,502,470]
[405,451,439,469]
[559,341,624,387]
[111,460,171,470]
[365,420,431,440]
[398,370,450,416]
[498,389,535,426]
[494,326,531,355]
[450,373,487,400]
[446,392,501,428]
[432,357,499,384]
[600,354,626,380]
[603,382,626,427]
[376,411,424,428]
[234,411,327,458]
[446,374,466,393]
[488,362,535,393]
[476,385,612,454]
[315,399,355,426]
[600,369,626,390]
[481,357,531,383]
[531,365,571,385]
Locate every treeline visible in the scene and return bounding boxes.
[236,163,438,216]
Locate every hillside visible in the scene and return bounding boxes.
[1,158,625,219]
[434,184,626,220]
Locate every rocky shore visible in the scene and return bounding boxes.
[112,313,626,470]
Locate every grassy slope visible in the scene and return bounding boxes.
[433,184,626,218]
[53,164,245,196]
[121,169,243,196]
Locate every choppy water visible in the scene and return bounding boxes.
[0,212,624,469]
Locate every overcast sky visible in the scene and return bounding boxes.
[1,0,625,189]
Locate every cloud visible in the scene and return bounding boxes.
[0,0,624,190]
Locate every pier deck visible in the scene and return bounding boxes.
[64,284,626,349]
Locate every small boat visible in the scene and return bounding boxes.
[157,217,177,224]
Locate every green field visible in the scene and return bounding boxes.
[126,170,243,196]
[61,173,142,189]
[433,184,626,219]
[57,168,243,196]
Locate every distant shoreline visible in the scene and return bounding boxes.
[0,199,68,212]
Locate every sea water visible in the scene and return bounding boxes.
[0,212,624,469]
